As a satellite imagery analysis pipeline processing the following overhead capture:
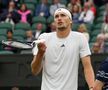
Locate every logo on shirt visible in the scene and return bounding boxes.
[61,44,65,47]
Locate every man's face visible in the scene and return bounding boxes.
[54,12,72,31]
[7,32,13,38]
[36,23,43,31]
[26,31,33,38]
[83,3,89,12]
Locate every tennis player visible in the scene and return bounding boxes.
[31,8,94,90]
[93,57,108,90]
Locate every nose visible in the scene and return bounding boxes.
[57,16,62,21]
[58,15,62,19]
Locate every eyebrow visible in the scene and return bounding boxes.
[55,13,66,18]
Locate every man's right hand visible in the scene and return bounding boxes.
[37,42,46,55]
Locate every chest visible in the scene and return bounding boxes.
[46,37,79,56]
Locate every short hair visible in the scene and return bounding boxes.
[7,29,13,34]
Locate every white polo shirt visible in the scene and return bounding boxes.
[36,31,91,90]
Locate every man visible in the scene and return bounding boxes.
[78,2,94,24]
[33,23,43,40]
[0,1,20,24]
[25,30,35,44]
[31,8,94,90]
[93,57,108,90]
[3,29,17,53]
[35,0,50,18]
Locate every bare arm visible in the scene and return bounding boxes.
[81,56,95,89]
[31,42,46,75]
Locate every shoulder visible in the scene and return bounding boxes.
[39,32,55,39]
[71,31,85,37]
[40,32,55,36]
[71,31,88,41]
[38,32,55,43]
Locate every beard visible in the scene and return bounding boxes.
[57,23,67,31]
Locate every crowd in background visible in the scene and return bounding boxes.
[0,0,108,54]
[0,0,108,90]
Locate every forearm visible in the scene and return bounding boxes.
[82,56,95,89]
[31,51,44,75]
[84,64,95,89]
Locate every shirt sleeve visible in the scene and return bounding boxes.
[79,34,91,58]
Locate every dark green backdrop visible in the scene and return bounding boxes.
[0,54,107,90]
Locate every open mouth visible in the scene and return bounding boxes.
[58,22,63,25]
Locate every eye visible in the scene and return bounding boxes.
[61,14,66,17]
[55,14,59,18]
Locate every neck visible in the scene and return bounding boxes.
[56,28,71,38]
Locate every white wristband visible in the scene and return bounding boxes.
[33,39,45,44]
[32,39,45,55]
